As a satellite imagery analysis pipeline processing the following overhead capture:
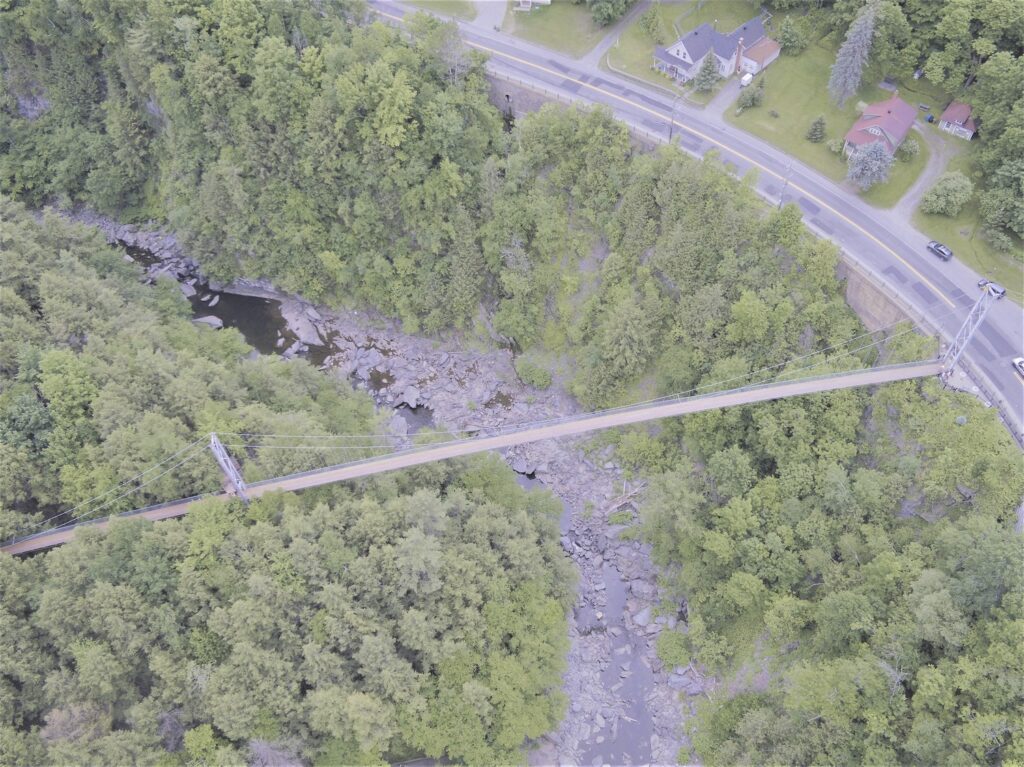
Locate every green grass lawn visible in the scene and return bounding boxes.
[502,0,605,58]
[911,147,1023,301]
[677,0,760,36]
[604,4,682,91]
[724,32,936,206]
[405,0,478,20]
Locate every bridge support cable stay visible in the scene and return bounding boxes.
[2,361,942,556]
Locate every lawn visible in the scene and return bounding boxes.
[406,0,478,20]
[502,0,605,58]
[604,4,684,91]
[912,148,1023,302]
[724,31,935,206]
[677,0,760,37]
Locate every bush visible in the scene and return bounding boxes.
[919,171,974,216]
[984,227,1017,255]
[737,79,765,110]
[779,16,809,54]
[514,358,552,389]
[805,115,826,143]
[769,109,780,118]
[827,137,845,154]
[638,7,665,44]
[896,136,920,161]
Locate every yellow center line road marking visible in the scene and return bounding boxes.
[376,6,956,311]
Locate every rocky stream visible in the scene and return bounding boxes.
[70,211,712,766]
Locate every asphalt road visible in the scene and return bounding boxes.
[371,0,1024,444]
[3,362,940,555]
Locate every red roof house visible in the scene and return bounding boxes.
[843,94,917,156]
[938,101,976,140]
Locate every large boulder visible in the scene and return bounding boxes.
[193,315,223,329]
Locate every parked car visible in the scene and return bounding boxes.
[927,241,953,260]
[1013,358,1024,380]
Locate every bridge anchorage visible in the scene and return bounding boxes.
[941,281,1007,377]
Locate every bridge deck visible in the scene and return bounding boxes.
[2,361,941,555]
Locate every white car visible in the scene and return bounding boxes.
[1013,358,1024,381]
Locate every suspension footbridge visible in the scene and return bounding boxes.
[1,284,1007,556]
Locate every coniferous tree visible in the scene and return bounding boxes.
[778,16,808,54]
[846,141,893,190]
[828,2,878,106]
[805,115,826,142]
[693,53,721,93]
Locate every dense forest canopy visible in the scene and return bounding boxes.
[1,1,1022,766]
[0,201,574,765]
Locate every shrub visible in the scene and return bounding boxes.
[514,358,552,389]
[827,137,845,154]
[769,109,780,118]
[805,115,826,143]
[984,227,1016,255]
[896,136,920,161]
[638,7,665,44]
[737,79,765,110]
[919,171,974,216]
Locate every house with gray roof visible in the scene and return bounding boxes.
[654,15,779,84]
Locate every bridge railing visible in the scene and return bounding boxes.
[3,361,938,551]
[248,360,939,490]
[2,493,207,549]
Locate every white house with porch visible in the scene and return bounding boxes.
[653,15,779,84]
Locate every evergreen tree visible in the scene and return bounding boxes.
[846,142,893,190]
[828,1,878,106]
[805,115,826,142]
[778,16,808,54]
[693,53,721,93]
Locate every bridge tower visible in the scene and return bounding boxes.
[941,282,1006,376]
[209,433,249,503]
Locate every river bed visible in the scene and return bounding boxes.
[103,217,699,765]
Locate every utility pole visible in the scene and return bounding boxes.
[778,163,792,209]
[209,433,249,503]
[941,282,1006,376]
[668,93,680,141]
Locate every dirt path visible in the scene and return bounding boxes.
[891,126,957,221]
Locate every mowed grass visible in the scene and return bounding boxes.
[678,0,760,36]
[912,147,1024,301]
[725,33,933,206]
[604,3,683,91]
[502,0,605,58]
[406,0,478,20]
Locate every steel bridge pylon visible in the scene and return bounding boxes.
[209,433,249,503]
[941,282,1006,377]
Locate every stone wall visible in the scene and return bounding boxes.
[837,261,913,332]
